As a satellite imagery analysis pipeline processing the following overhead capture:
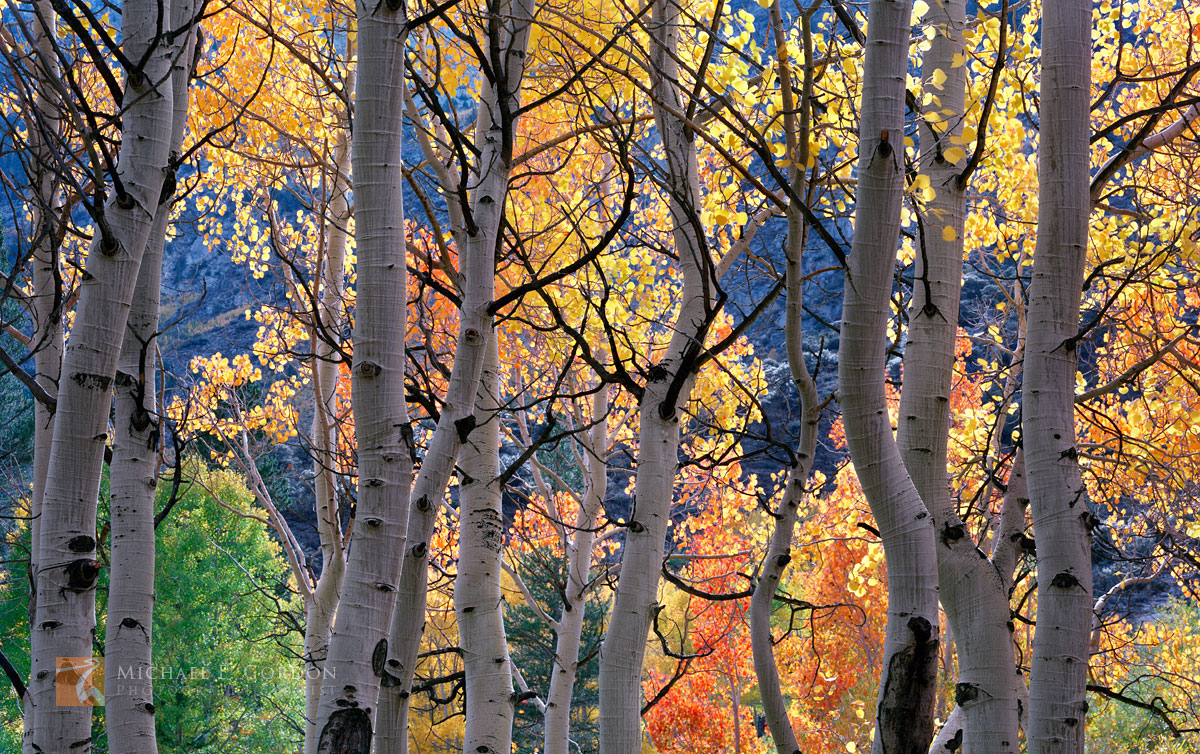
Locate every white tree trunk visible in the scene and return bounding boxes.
[311,0,412,748]
[23,4,63,749]
[931,451,1031,753]
[374,3,535,748]
[896,1,1021,750]
[837,0,941,750]
[303,112,353,754]
[1025,0,1093,751]
[597,0,717,748]
[105,11,196,752]
[454,338,514,754]
[541,384,608,754]
[28,1,178,748]
[26,0,63,552]
[751,6,819,751]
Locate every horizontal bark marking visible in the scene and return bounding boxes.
[71,372,113,391]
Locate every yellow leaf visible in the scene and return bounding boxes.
[847,743,858,753]
[930,68,948,90]
[943,145,967,163]
[912,0,929,18]
[942,226,957,242]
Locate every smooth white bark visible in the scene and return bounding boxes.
[896,1,1021,750]
[751,6,819,751]
[105,10,196,752]
[311,0,412,747]
[23,4,63,748]
[597,0,717,748]
[541,385,608,754]
[454,338,514,754]
[303,107,353,754]
[836,0,941,750]
[26,0,62,548]
[28,2,177,748]
[375,4,535,748]
[1025,0,1094,751]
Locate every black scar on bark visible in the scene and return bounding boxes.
[65,559,101,590]
[72,372,112,391]
[876,616,938,754]
[373,639,402,687]
[1051,571,1081,590]
[316,708,372,754]
[67,535,95,553]
[455,415,478,443]
[944,728,963,752]
[955,682,984,706]
[940,522,966,545]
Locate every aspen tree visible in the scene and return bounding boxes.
[310,0,412,746]
[926,265,1032,750]
[454,338,515,754]
[303,95,353,754]
[25,0,62,589]
[105,7,197,752]
[836,0,941,750]
[895,0,1022,749]
[374,1,536,748]
[27,0,181,747]
[597,0,720,747]
[14,4,65,748]
[1024,0,1094,750]
[539,381,608,754]
[750,4,822,751]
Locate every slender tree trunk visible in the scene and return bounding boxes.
[23,4,63,748]
[836,0,941,750]
[27,0,62,550]
[454,338,514,754]
[105,12,196,752]
[303,113,353,754]
[751,6,820,752]
[930,284,1031,750]
[311,0,412,748]
[1025,0,1093,751]
[896,0,1021,750]
[28,1,178,748]
[597,0,717,748]
[542,383,608,754]
[374,3,536,748]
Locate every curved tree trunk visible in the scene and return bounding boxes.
[836,0,941,750]
[27,2,178,748]
[751,5,820,752]
[896,0,1021,750]
[311,0,413,748]
[597,0,717,748]
[1025,0,1094,751]
[105,11,197,752]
